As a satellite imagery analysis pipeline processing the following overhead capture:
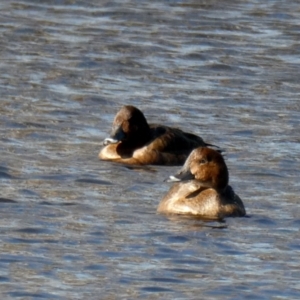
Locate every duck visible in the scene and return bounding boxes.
[99,105,219,165]
[157,147,246,219]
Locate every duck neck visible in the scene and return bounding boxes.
[214,165,229,192]
[129,124,152,149]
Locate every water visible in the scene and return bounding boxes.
[1,0,300,298]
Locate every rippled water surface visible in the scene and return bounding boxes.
[1,0,300,298]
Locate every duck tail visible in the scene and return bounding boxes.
[205,143,224,154]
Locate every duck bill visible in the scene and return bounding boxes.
[103,126,126,145]
[167,169,195,182]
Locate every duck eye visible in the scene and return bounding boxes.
[199,159,207,164]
